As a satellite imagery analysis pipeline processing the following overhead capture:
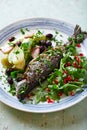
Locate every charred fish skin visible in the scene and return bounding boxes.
[17,51,62,100]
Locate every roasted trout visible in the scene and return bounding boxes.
[17,48,62,100]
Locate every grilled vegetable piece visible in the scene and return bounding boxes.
[17,49,62,100]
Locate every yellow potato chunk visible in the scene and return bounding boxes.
[8,46,25,69]
[1,53,11,67]
[14,60,25,69]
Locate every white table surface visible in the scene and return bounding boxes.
[0,0,87,130]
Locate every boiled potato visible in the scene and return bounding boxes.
[14,60,25,69]
[8,46,25,69]
[0,53,12,67]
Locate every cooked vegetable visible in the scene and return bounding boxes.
[8,46,25,69]
[1,53,12,67]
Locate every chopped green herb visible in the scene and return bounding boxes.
[8,42,15,46]
[4,87,6,89]
[18,85,28,95]
[4,80,7,83]
[55,30,59,34]
[36,68,43,73]
[68,36,73,41]
[20,100,26,104]
[36,30,43,36]
[11,70,24,78]
[25,28,30,32]
[36,55,41,61]
[9,84,16,96]
[14,50,20,54]
[0,76,2,80]
[60,34,63,37]
[20,28,25,35]
[21,42,32,63]
[44,59,52,68]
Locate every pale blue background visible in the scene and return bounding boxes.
[0,0,87,130]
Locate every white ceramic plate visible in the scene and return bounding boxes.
[0,18,87,113]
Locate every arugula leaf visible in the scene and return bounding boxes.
[35,91,47,104]
[61,83,82,95]
[48,90,60,101]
